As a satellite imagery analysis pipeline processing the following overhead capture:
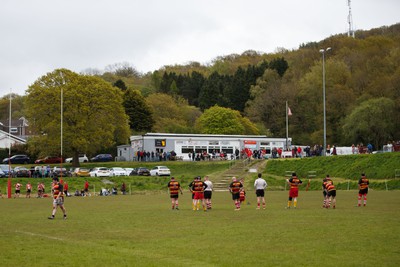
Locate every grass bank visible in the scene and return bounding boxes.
[261,152,400,191]
[0,161,231,195]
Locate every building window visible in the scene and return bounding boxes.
[221,147,233,154]
[182,146,194,153]
[208,146,220,153]
[195,146,207,153]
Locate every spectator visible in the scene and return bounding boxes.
[332,146,337,156]
[64,182,69,197]
[112,187,117,195]
[297,146,302,158]
[74,189,80,196]
[84,180,89,196]
[121,182,127,195]
[367,143,373,154]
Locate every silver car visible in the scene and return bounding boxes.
[89,167,110,177]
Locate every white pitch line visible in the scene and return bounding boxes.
[15,230,64,241]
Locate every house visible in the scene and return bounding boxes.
[0,129,27,148]
[0,117,30,148]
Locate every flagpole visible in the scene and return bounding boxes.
[286,101,288,150]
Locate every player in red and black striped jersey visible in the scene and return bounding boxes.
[48,177,67,220]
[191,176,208,211]
[322,175,332,208]
[286,173,302,209]
[358,173,369,207]
[167,177,183,210]
[188,177,197,209]
[325,179,336,209]
[229,177,243,211]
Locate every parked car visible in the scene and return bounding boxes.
[109,167,128,177]
[65,154,89,163]
[72,168,91,177]
[51,167,71,178]
[89,167,110,177]
[14,166,31,177]
[35,156,63,164]
[0,168,5,178]
[124,168,134,175]
[130,167,151,176]
[2,154,30,164]
[150,166,171,176]
[91,154,113,162]
[0,164,13,177]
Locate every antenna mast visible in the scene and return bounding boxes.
[347,0,355,38]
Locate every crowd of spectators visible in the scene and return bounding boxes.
[135,150,178,162]
[133,141,400,163]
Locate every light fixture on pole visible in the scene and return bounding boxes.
[319,47,331,156]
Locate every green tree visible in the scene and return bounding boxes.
[269,57,289,77]
[245,69,288,137]
[295,58,353,145]
[179,71,205,106]
[343,97,396,149]
[224,67,246,111]
[25,69,130,166]
[195,105,259,135]
[170,80,179,95]
[146,93,201,133]
[0,93,25,121]
[123,89,154,133]
[198,72,226,111]
[113,79,127,91]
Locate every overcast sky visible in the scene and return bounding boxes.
[1,0,399,96]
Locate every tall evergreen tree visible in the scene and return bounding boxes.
[198,72,225,111]
[123,89,154,132]
[113,79,127,91]
[269,57,289,77]
[224,67,246,111]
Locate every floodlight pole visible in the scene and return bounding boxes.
[60,72,64,181]
[286,101,289,150]
[320,47,331,156]
[8,89,12,198]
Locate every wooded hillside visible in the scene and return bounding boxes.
[138,23,400,148]
[2,24,399,151]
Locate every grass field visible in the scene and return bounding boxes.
[1,190,399,266]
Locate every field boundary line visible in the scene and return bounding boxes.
[15,230,64,241]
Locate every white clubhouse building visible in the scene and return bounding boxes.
[117,133,290,161]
